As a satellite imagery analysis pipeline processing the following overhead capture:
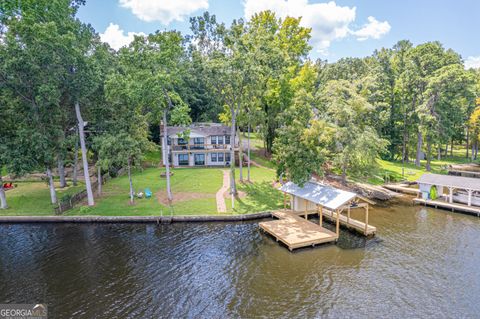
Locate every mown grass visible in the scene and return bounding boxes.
[225,166,283,214]
[364,154,476,185]
[67,167,223,216]
[0,181,85,216]
[65,166,281,216]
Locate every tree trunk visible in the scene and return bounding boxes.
[450,138,453,157]
[0,176,7,209]
[128,159,134,204]
[437,145,441,161]
[46,167,57,204]
[230,108,237,209]
[402,107,407,176]
[97,165,102,196]
[415,131,423,167]
[444,142,448,157]
[247,122,251,182]
[162,109,173,202]
[57,155,66,188]
[238,127,243,182]
[75,101,94,206]
[476,141,478,160]
[466,128,469,159]
[341,163,347,185]
[426,137,432,171]
[72,134,79,186]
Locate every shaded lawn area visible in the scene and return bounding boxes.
[365,155,477,185]
[225,167,283,214]
[67,167,224,216]
[0,181,85,216]
[68,166,282,216]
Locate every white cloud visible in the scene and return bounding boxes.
[352,16,390,41]
[100,23,145,50]
[465,56,480,69]
[243,0,390,54]
[119,0,208,24]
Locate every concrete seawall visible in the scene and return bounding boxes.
[0,212,272,224]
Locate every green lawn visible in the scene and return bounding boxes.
[66,166,281,216]
[67,167,223,216]
[225,167,283,214]
[0,181,85,216]
[365,155,476,185]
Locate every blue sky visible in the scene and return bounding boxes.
[77,0,480,67]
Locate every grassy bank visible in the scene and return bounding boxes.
[66,166,279,217]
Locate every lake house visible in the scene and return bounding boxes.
[160,123,239,167]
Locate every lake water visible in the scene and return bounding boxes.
[1,198,480,318]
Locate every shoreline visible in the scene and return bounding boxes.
[0,211,272,224]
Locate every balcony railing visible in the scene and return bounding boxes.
[171,144,236,151]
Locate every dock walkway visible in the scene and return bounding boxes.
[291,209,376,236]
[384,184,420,195]
[413,198,480,216]
[259,211,338,251]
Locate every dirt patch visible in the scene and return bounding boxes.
[156,191,215,205]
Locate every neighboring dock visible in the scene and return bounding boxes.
[384,183,420,195]
[259,211,338,251]
[413,198,480,216]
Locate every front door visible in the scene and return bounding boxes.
[194,154,205,166]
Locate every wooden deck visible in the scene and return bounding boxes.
[259,211,338,251]
[413,198,480,216]
[384,184,420,195]
[291,209,376,236]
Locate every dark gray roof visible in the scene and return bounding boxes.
[161,124,231,137]
[279,181,357,210]
[417,173,480,191]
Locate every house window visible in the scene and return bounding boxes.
[167,137,171,145]
[194,154,205,166]
[211,153,217,162]
[225,135,231,145]
[177,138,188,150]
[225,152,231,162]
[193,137,204,150]
[178,154,189,166]
[218,153,224,162]
[212,136,223,144]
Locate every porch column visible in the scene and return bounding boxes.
[283,192,287,211]
[468,189,473,206]
[319,205,323,226]
[304,201,307,219]
[449,187,453,203]
[347,205,351,224]
[335,209,340,237]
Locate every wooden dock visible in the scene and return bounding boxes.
[384,184,420,195]
[320,210,376,236]
[413,198,480,216]
[290,209,376,236]
[259,211,338,251]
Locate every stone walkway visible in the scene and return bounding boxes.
[216,170,230,213]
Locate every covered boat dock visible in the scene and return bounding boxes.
[413,173,480,216]
[259,181,376,251]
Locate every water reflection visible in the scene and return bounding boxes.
[1,199,480,318]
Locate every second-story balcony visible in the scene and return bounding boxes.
[171,144,237,151]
